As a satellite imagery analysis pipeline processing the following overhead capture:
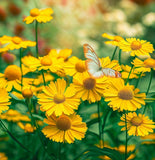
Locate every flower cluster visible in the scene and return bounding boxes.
[0,5,154,160]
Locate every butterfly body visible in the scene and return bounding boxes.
[83,44,121,78]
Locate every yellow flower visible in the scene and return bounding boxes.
[0,88,11,114]
[72,73,109,103]
[42,113,87,143]
[0,109,30,122]
[48,48,72,61]
[0,36,36,52]
[0,65,33,91]
[0,153,8,160]
[23,8,53,24]
[119,38,154,57]
[22,55,63,73]
[103,78,146,111]
[102,33,124,46]
[132,58,155,72]
[38,78,80,116]
[22,87,33,98]
[33,73,54,86]
[99,57,121,72]
[119,112,155,136]
[64,56,88,78]
[121,65,145,79]
[17,122,36,133]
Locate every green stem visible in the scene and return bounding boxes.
[125,65,134,85]
[41,70,46,86]
[111,46,118,60]
[125,113,128,160]
[20,48,23,88]
[101,109,110,146]
[35,21,39,58]
[26,98,56,159]
[146,68,153,95]
[0,120,31,153]
[97,102,103,147]
[135,72,142,88]
[118,49,122,65]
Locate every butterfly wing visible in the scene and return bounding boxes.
[101,68,121,78]
[83,44,121,78]
[84,44,104,78]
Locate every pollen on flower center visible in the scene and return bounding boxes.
[144,58,155,68]
[118,87,133,100]
[131,41,142,50]
[114,36,123,42]
[56,115,71,131]
[83,78,96,90]
[12,37,22,44]
[30,8,40,17]
[131,117,143,126]
[75,61,86,72]
[4,65,21,81]
[40,57,52,66]
[54,94,65,104]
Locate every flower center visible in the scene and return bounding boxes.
[118,87,133,100]
[54,94,65,104]
[30,8,40,17]
[4,65,21,81]
[144,58,155,68]
[12,37,22,44]
[22,88,33,98]
[75,60,86,73]
[56,115,71,131]
[83,78,96,90]
[40,56,52,66]
[114,36,124,42]
[131,41,142,50]
[131,117,143,126]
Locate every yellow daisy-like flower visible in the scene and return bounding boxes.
[38,78,80,116]
[103,78,146,111]
[0,65,32,91]
[121,65,145,79]
[0,109,30,122]
[42,113,87,143]
[119,38,154,57]
[17,122,36,133]
[102,33,124,46]
[0,153,8,160]
[64,56,88,78]
[23,8,53,24]
[99,57,121,72]
[0,36,36,52]
[0,88,11,114]
[48,49,72,61]
[33,73,54,86]
[118,112,155,136]
[72,73,109,103]
[132,58,155,72]
[22,55,62,73]
[48,49,73,77]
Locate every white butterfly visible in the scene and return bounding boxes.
[83,44,121,78]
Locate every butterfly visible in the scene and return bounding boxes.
[83,44,121,78]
